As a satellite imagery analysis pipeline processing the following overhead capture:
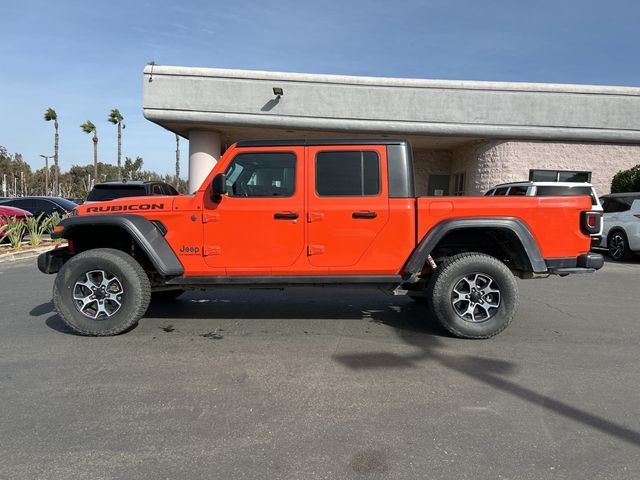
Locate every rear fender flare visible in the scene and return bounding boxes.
[403,217,547,278]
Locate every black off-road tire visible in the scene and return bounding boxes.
[52,248,151,336]
[151,289,185,302]
[607,230,632,261]
[426,252,519,339]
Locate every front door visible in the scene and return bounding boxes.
[306,145,389,268]
[202,148,305,271]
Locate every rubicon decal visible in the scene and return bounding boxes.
[85,203,165,213]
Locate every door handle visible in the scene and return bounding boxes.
[274,212,299,220]
[352,211,377,219]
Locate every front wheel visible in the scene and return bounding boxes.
[53,248,151,336]
[427,253,519,339]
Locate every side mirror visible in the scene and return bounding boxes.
[211,173,227,201]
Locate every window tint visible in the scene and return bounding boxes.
[558,171,590,182]
[86,185,146,201]
[316,151,380,196]
[164,184,178,195]
[6,199,36,212]
[151,184,164,195]
[484,189,495,196]
[52,198,78,211]
[507,186,528,196]
[530,169,592,182]
[224,152,296,197]
[604,196,636,213]
[536,186,597,206]
[530,170,558,182]
[494,187,509,196]
[35,199,56,214]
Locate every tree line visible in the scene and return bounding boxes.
[1,146,186,199]
[1,107,184,199]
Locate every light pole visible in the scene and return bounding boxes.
[39,154,53,195]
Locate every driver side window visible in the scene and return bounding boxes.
[224,152,296,197]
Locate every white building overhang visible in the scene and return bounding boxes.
[142,65,640,147]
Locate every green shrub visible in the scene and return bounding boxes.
[611,165,640,193]
[46,212,63,234]
[26,214,51,247]
[0,220,8,243]
[4,217,26,249]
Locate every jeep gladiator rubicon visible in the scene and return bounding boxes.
[38,139,604,338]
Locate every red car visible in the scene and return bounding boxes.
[0,205,32,223]
[0,206,32,241]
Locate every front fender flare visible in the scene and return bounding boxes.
[53,214,184,276]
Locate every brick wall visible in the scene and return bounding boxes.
[414,140,640,196]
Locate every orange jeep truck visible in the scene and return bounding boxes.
[38,139,604,338]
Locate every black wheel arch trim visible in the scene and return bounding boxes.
[53,215,184,276]
[403,217,548,277]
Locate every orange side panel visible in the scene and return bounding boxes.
[416,196,593,259]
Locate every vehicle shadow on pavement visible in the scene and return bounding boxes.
[33,292,640,447]
[335,325,640,448]
[142,290,445,329]
[30,301,54,317]
[44,314,81,335]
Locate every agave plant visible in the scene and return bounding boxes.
[0,220,8,243]
[4,217,26,249]
[46,212,63,234]
[26,214,51,247]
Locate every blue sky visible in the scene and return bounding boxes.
[1,0,639,176]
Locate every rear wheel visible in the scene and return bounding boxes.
[53,248,151,336]
[608,230,631,261]
[427,253,519,339]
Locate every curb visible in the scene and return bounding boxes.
[0,244,66,264]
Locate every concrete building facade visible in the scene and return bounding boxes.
[142,65,640,195]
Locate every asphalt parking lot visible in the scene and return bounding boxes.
[1,257,639,480]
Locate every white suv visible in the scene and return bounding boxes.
[598,193,640,260]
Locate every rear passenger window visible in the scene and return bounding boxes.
[604,197,632,213]
[316,151,380,196]
[507,186,528,196]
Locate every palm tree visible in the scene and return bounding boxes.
[107,109,125,179]
[80,121,98,184]
[44,108,59,194]
[175,134,180,188]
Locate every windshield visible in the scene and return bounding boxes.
[53,198,78,211]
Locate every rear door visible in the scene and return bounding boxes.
[306,145,389,268]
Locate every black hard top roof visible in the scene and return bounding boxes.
[235,139,410,148]
[94,180,159,186]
